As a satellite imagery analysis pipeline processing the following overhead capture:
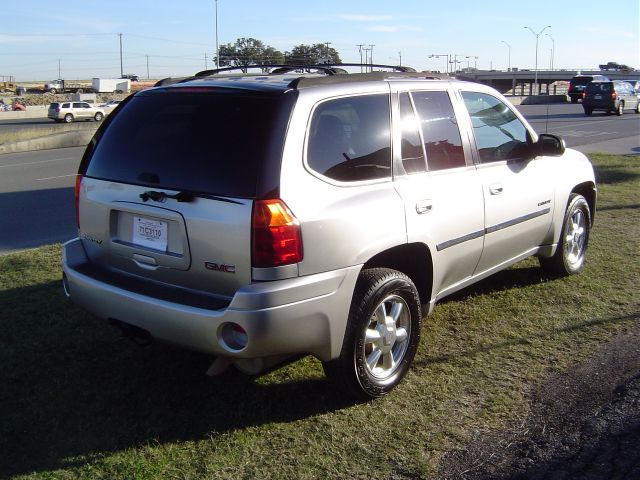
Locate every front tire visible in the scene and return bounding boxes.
[540,193,591,277]
[94,112,104,121]
[323,268,421,401]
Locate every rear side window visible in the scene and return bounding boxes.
[307,94,391,182]
[85,91,285,198]
[62,103,70,108]
[49,103,59,109]
[411,91,465,171]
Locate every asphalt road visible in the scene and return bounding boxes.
[0,103,638,253]
[0,146,83,253]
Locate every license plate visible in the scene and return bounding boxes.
[132,216,168,251]
[594,94,602,100]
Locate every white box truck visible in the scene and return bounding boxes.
[91,78,131,94]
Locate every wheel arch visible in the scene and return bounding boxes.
[362,242,433,307]
[572,181,596,226]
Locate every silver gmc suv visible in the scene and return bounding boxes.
[62,65,596,400]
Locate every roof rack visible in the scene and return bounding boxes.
[193,63,416,78]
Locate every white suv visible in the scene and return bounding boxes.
[62,65,596,400]
[48,101,105,123]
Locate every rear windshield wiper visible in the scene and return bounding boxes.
[139,190,242,205]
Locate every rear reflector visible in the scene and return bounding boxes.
[252,199,302,268]
[74,174,83,229]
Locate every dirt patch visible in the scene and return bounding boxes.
[438,317,640,479]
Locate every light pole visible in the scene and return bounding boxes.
[465,55,478,71]
[428,54,449,74]
[214,0,219,68]
[524,25,551,95]
[501,40,511,71]
[546,33,555,71]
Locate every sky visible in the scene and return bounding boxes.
[1,0,638,81]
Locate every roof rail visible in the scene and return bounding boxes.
[193,63,416,78]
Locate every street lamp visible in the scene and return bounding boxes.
[546,33,555,71]
[214,0,219,68]
[501,40,511,72]
[524,25,551,95]
[428,54,449,74]
[465,55,478,71]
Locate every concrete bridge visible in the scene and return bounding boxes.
[455,69,640,95]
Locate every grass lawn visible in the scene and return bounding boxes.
[0,154,638,479]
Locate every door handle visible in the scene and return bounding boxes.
[416,200,432,214]
[489,184,504,195]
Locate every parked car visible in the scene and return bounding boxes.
[48,101,105,123]
[121,74,139,82]
[582,80,640,116]
[62,65,596,400]
[567,74,609,103]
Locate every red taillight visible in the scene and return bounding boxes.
[582,92,586,99]
[55,108,60,112]
[74,174,83,229]
[611,91,617,100]
[251,199,302,268]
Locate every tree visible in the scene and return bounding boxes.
[215,37,284,71]
[285,44,342,65]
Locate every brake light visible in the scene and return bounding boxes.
[55,108,60,112]
[252,199,302,268]
[611,91,617,100]
[74,174,83,229]
[582,92,586,99]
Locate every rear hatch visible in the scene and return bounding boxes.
[78,86,292,298]
[584,82,613,107]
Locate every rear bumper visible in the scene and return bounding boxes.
[62,238,359,361]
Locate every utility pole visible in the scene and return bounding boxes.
[369,44,375,72]
[118,33,123,78]
[58,59,61,79]
[146,54,150,79]
[205,52,208,70]
[398,51,402,66]
[356,44,364,72]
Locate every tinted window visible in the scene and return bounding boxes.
[586,82,612,93]
[411,91,465,171]
[62,103,70,108]
[85,91,285,198]
[307,94,391,182]
[49,103,59,109]
[571,76,594,86]
[399,92,426,174]
[461,91,530,163]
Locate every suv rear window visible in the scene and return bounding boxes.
[586,82,612,93]
[570,76,593,87]
[85,90,287,198]
[49,103,60,109]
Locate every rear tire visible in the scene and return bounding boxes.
[322,268,421,401]
[94,112,104,121]
[583,108,592,116]
[63,114,73,123]
[635,101,640,114]
[539,194,591,277]
[616,102,624,116]
[571,97,578,104]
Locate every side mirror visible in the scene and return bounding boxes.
[537,133,566,157]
